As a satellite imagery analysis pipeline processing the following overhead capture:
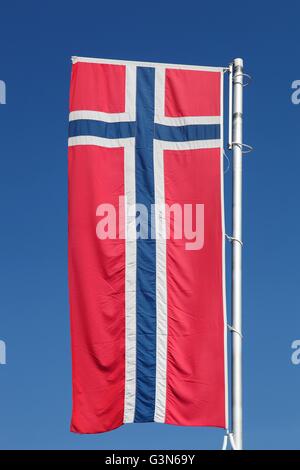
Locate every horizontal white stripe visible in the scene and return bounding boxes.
[155,116,221,126]
[72,56,226,72]
[69,110,220,126]
[69,137,221,150]
[68,135,135,148]
[154,138,221,151]
[69,110,134,122]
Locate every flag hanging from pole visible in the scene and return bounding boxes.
[68,56,228,433]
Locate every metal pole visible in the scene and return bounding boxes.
[231,58,244,450]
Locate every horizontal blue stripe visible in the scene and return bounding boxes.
[154,123,220,141]
[69,119,135,139]
[69,119,219,143]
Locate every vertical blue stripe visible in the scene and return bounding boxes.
[134,66,156,422]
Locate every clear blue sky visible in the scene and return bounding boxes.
[0,0,299,450]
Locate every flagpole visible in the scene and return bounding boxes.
[231,57,244,450]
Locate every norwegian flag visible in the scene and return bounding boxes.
[68,57,227,433]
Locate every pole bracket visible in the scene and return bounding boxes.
[222,430,237,450]
[231,142,253,154]
[227,324,243,338]
[225,233,243,247]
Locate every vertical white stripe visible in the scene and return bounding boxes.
[123,64,137,423]
[125,64,137,121]
[154,67,165,122]
[123,140,137,423]
[153,140,168,423]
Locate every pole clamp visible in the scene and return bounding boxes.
[233,72,252,86]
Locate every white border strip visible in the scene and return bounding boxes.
[220,71,229,429]
[72,56,225,72]
[123,68,137,422]
[123,140,137,423]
